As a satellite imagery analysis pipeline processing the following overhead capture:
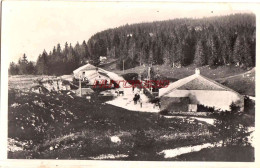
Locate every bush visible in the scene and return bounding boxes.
[211,102,249,147]
[244,96,255,115]
[159,109,169,115]
[122,73,139,81]
[197,104,215,112]
[128,129,156,160]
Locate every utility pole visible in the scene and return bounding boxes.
[79,74,82,97]
[123,60,125,73]
[140,55,142,66]
[148,66,151,92]
[148,67,151,81]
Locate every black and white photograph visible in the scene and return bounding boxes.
[0,1,258,165]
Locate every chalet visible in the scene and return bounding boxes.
[159,69,244,112]
[73,63,97,79]
[73,63,111,86]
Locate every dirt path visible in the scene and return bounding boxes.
[163,115,215,125]
[216,68,255,81]
[159,141,222,158]
[158,126,255,159]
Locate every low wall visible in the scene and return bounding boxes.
[168,111,209,117]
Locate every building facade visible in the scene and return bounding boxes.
[159,69,244,112]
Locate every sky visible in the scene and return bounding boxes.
[1,1,256,63]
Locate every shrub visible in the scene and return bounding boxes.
[197,104,215,112]
[211,102,249,147]
[159,109,169,115]
[122,73,139,81]
[244,96,255,115]
[128,129,156,160]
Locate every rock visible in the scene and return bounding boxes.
[110,136,121,143]
[11,103,20,108]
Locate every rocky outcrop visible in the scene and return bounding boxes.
[31,77,71,93]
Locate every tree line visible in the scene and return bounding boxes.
[9,41,98,76]
[9,13,255,75]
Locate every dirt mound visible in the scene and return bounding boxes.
[30,85,49,94]
[32,77,72,93]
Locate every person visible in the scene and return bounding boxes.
[140,88,144,94]
[133,94,137,104]
[137,93,140,100]
[139,98,142,108]
[86,95,91,102]
[133,93,140,105]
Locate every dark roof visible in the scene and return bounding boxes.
[177,77,226,90]
[159,73,240,97]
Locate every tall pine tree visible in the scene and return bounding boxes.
[194,40,206,66]
[207,35,219,66]
[36,50,49,75]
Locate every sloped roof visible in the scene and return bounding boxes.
[178,77,226,90]
[159,73,240,97]
[72,63,133,92]
[84,71,99,80]
[82,70,110,81]
[98,71,110,78]
[73,63,97,74]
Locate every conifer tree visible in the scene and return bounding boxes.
[36,50,49,75]
[243,38,253,67]
[233,35,243,66]
[8,62,19,75]
[18,54,29,74]
[194,40,206,66]
[207,35,219,66]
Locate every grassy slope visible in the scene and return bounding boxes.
[216,68,255,96]
[106,64,248,79]
[8,75,57,91]
[102,63,255,96]
[8,88,214,160]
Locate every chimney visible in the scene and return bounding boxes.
[195,68,200,75]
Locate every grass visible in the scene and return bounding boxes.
[216,68,255,96]
[8,87,214,160]
[102,63,254,96]
[8,75,57,91]
[107,64,249,80]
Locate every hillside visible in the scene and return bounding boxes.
[101,63,255,96]
[8,88,214,159]
[9,13,255,76]
[88,13,255,70]
[8,75,255,160]
[216,68,255,96]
